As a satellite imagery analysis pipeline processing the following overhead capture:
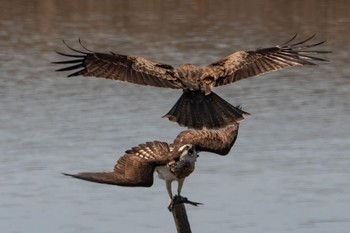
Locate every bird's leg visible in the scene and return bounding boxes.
[166,180,174,211]
[167,178,184,211]
[166,180,173,199]
[177,178,184,197]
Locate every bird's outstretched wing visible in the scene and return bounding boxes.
[209,34,330,86]
[173,124,239,156]
[53,40,185,89]
[63,141,171,187]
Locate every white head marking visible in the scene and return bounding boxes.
[178,144,197,162]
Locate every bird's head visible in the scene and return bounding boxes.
[199,68,218,95]
[178,144,198,163]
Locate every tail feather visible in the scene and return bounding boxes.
[163,91,250,129]
[204,96,222,128]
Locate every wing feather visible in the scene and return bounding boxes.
[62,172,151,187]
[209,35,330,86]
[63,141,171,187]
[173,124,239,156]
[53,42,185,89]
[115,141,171,173]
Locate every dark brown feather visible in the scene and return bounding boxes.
[163,91,249,129]
[173,124,240,155]
[54,44,185,89]
[64,141,172,187]
[209,35,330,86]
[62,172,153,187]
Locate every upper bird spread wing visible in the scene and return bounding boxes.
[173,124,239,155]
[208,34,330,86]
[63,141,171,187]
[53,41,185,89]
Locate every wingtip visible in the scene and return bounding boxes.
[62,172,75,177]
[280,33,298,46]
[62,172,88,180]
[60,39,90,54]
[78,38,93,52]
[162,113,178,121]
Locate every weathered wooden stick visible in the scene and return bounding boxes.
[172,202,192,233]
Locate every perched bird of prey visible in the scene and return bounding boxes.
[54,34,329,129]
[63,124,239,210]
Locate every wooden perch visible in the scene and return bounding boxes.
[170,195,202,233]
[171,202,192,233]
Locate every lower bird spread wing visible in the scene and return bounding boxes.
[209,34,330,86]
[173,124,239,156]
[64,141,171,187]
[53,40,185,89]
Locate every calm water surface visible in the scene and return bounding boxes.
[0,1,349,233]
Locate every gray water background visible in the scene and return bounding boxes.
[0,1,349,232]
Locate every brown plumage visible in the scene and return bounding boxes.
[164,91,249,129]
[63,124,239,208]
[54,34,329,129]
[64,142,197,210]
[64,141,179,187]
[174,124,239,155]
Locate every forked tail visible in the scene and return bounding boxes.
[163,91,250,129]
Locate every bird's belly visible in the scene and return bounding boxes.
[156,166,178,182]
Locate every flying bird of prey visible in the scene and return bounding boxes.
[63,124,239,210]
[54,34,329,129]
